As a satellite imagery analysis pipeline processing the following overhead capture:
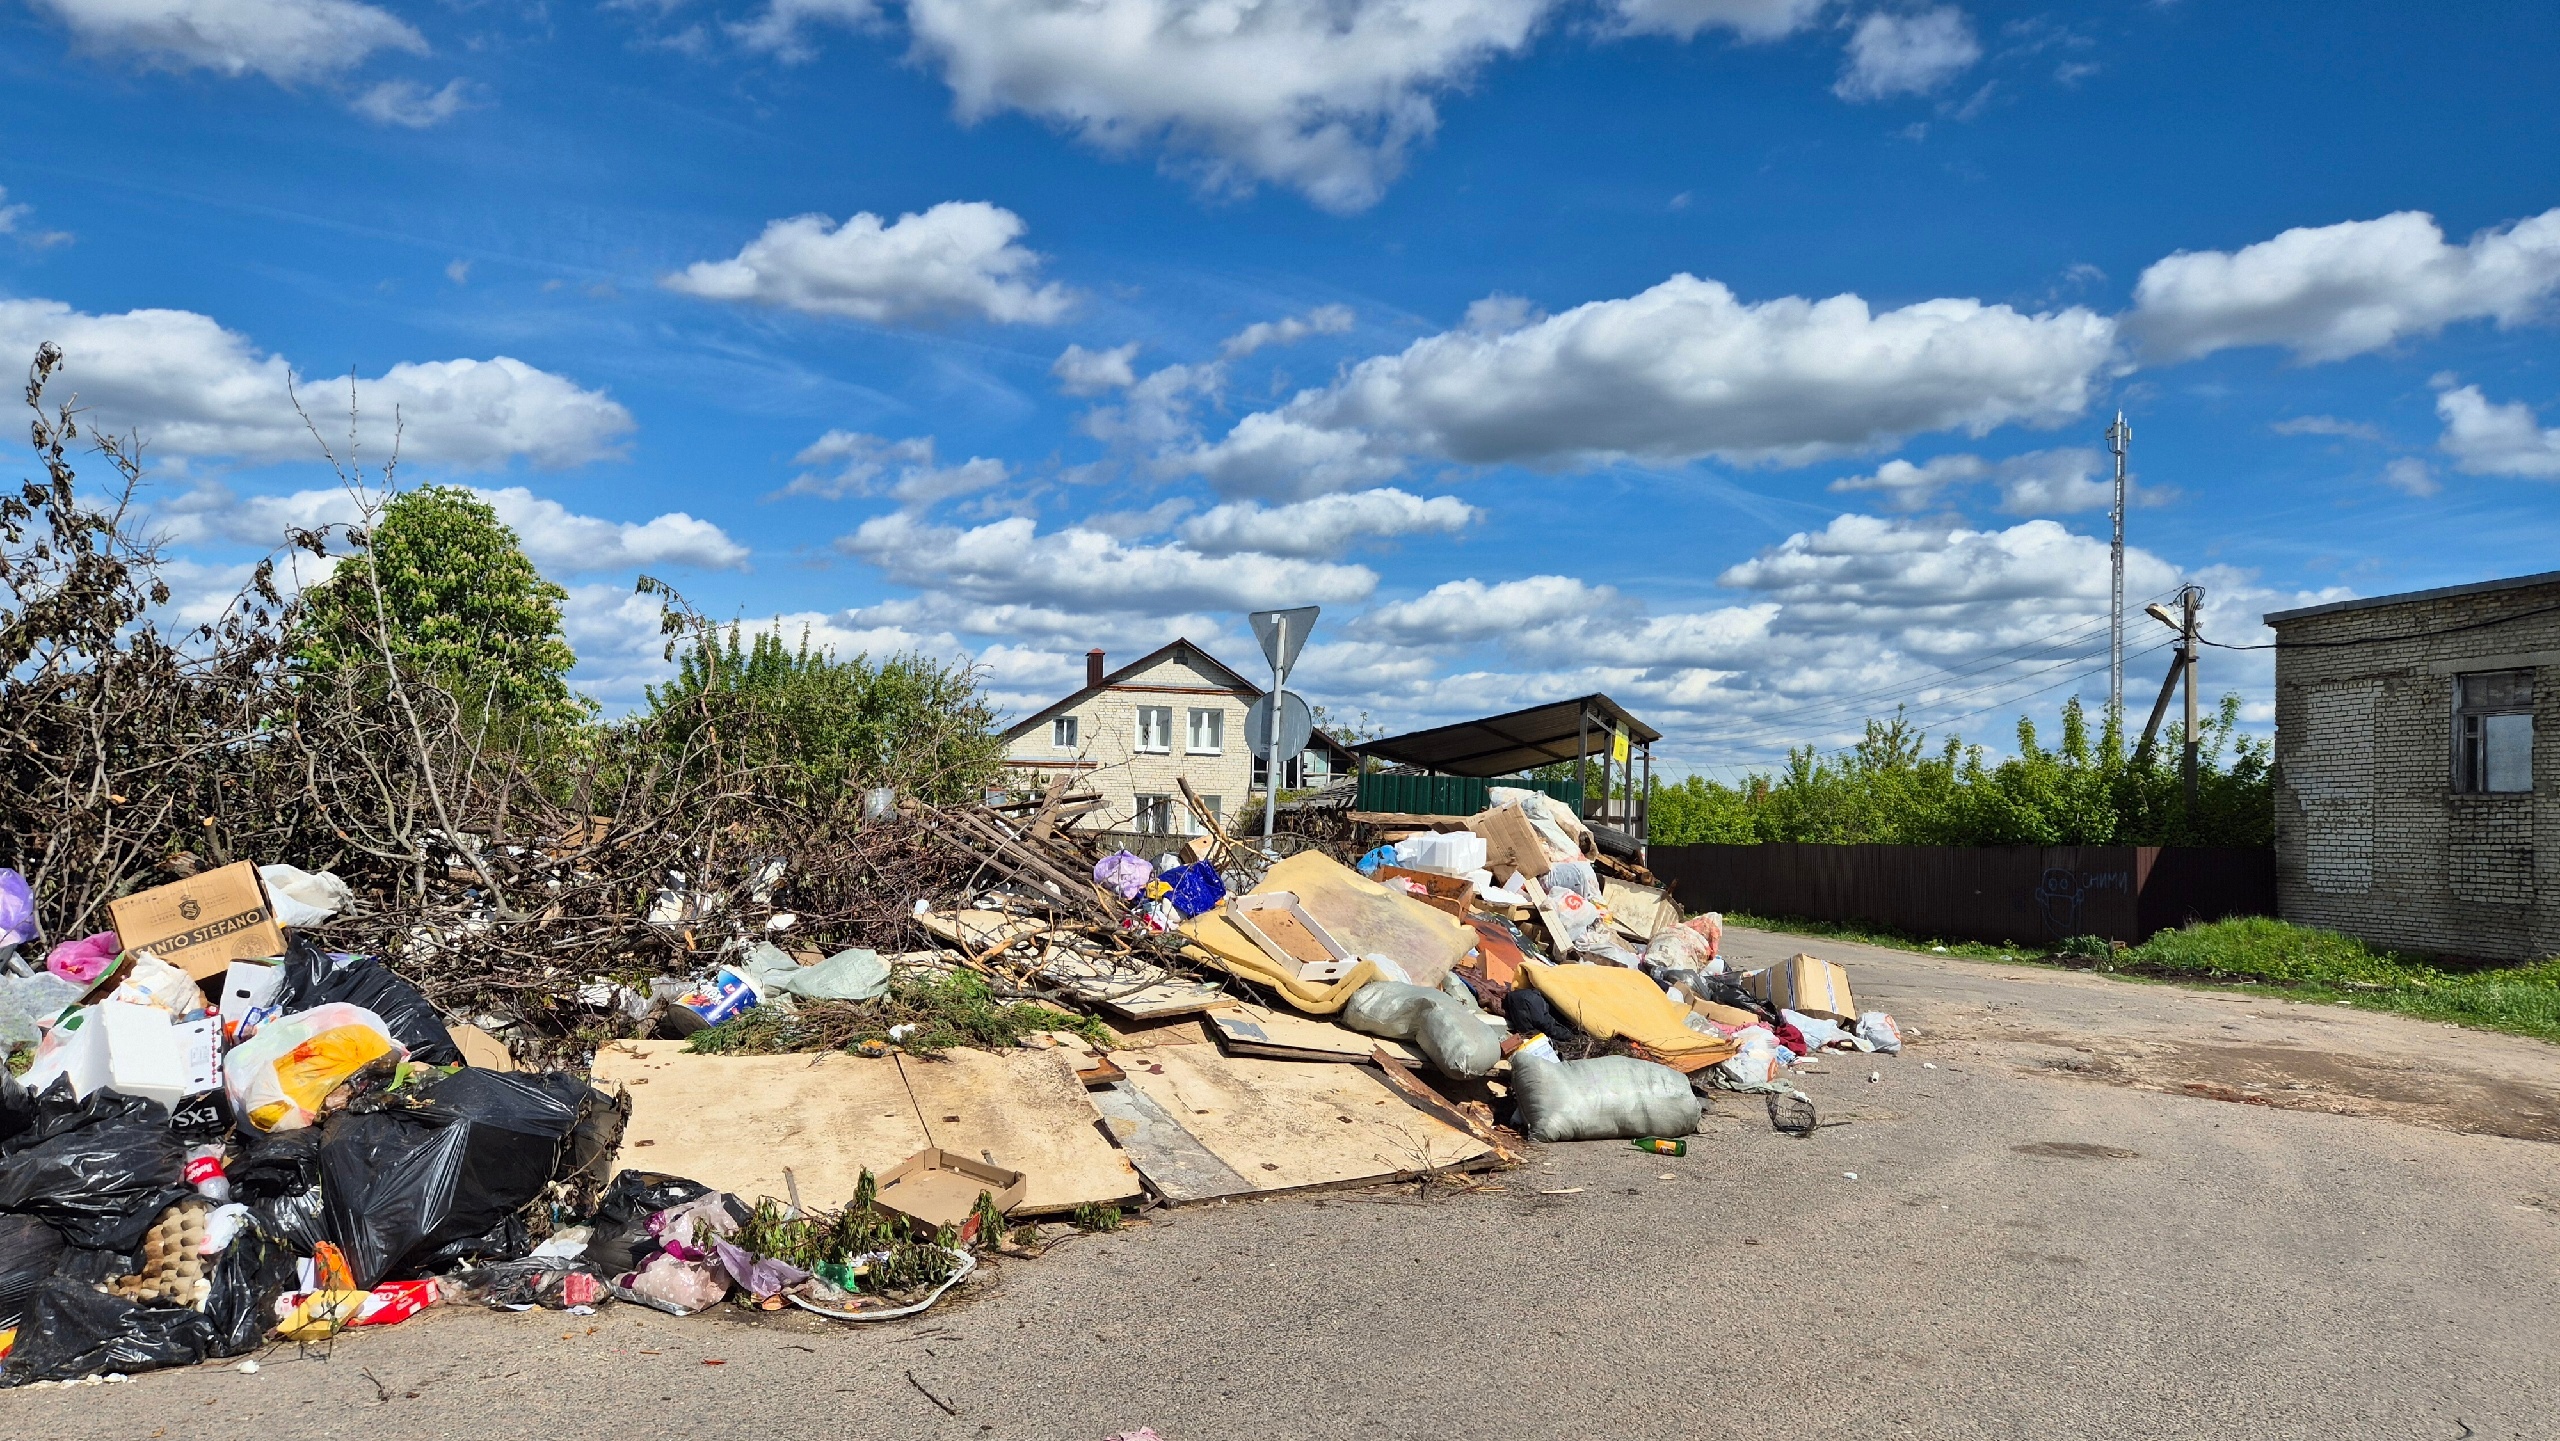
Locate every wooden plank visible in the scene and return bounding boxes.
[1368,1048,1519,1163]
[595,1041,928,1210]
[1204,1004,1426,1067]
[894,1049,1144,1215]
[1109,1046,1493,1199]
[593,1040,1140,1217]
[1088,1080,1258,1203]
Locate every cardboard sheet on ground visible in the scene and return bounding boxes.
[1182,852,1471,1006]
[593,1040,1140,1215]
[1090,1045,1493,1203]
[1521,962,1739,1072]
[1203,1003,1426,1066]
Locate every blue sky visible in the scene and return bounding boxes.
[3,0,2557,775]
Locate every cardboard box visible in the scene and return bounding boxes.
[1466,804,1552,880]
[107,861,284,983]
[872,1147,1028,1232]
[1738,953,1856,1022]
[1377,866,1470,921]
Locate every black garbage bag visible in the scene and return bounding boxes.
[0,1214,67,1328]
[203,1220,301,1357]
[269,932,460,1066]
[0,1279,212,1385]
[320,1068,597,1288]
[582,1170,713,1277]
[0,1082,189,1251]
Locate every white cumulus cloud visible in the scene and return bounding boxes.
[780,430,1012,506]
[1220,303,1355,359]
[663,201,1074,326]
[1834,7,1979,102]
[1178,487,1477,557]
[731,0,879,61]
[1607,0,1828,41]
[1052,342,1141,395]
[0,299,631,467]
[150,483,746,571]
[903,0,1553,213]
[30,0,426,83]
[1184,274,2116,494]
[2435,381,2560,480]
[837,511,1377,615]
[2128,208,2560,364]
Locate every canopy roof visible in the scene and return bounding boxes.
[1355,694,1659,778]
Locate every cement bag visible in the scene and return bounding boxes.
[1339,982,1500,1079]
[1857,1011,1904,1054]
[223,1003,404,1133]
[1508,1054,1700,1143]
[1643,925,1714,974]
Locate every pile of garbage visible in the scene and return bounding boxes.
[0,781,1905,1388]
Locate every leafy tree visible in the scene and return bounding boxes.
[643,625,1003,807]
[298,485,585,727]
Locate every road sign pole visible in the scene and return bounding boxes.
[1265,615,1285,850]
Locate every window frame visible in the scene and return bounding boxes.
[1051,715,1079,750]
[2452,669,2534,795]
[1135,706,1173,754]
[1186,706,1224,755]
[1134,793,1174,835]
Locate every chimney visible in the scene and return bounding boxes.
[1086,648,1105,688]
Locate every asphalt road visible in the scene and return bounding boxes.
[11,928,2559,1440]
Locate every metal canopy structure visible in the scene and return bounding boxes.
[1354,694,1660,852]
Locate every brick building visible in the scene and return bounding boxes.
[2267,570,2560,960]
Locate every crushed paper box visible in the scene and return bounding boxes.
[107,862,284,983]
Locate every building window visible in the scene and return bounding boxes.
[1134,794,1174,835]
[1051,716,1079,749]
[1192,794,1222,834]
[2455,670,2533,793]
[1186,707,1223,754]
[1135,706,1173,754]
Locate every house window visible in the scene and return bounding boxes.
[1134,794,1174,835]
[1051,716,1079,749]
[1135,706,1173,753]
[2455,670,2533,793]
[1187,707,1223,754]
[1191,794,1222,835]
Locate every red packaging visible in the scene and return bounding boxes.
[353,1280,439,1327]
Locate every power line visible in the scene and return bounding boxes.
[2198,599,2560,651]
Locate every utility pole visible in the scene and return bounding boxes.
[2106,411,2131,722]
[2180,584,2199,815]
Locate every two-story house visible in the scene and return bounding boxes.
[1001,640,1355,839]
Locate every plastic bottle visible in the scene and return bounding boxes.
[183,1143,232,1202]
[1630,1137,1687,1156]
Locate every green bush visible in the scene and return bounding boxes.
[1649,695,2270,849]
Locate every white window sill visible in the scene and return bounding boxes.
[1135,746,1171,755]
[1184,748,1222,756]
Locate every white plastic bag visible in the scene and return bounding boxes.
[1856,1011,1904,1054]
[260,865,355,928]
[223,1003,404,1132]
[1714,1030,1788,1088]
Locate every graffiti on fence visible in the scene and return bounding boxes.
[2032,868,2130,936]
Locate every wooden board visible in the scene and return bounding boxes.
[1203,1003,1426,1067]
[1035,943,1231,1020]
[593,1040,1140,1216]
[1088,1082,1257,1203]
[1104,1045,1494,1201]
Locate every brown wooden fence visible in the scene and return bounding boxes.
[1646,844,2276,947]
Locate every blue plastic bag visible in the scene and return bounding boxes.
[1164,861,1227,918]
[1354,846,1396,877]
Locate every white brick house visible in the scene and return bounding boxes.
[1001,640,1353,838]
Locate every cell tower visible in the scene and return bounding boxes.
[2106,411,2131,719]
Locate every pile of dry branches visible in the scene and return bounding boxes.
[0,346,1169,1056]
